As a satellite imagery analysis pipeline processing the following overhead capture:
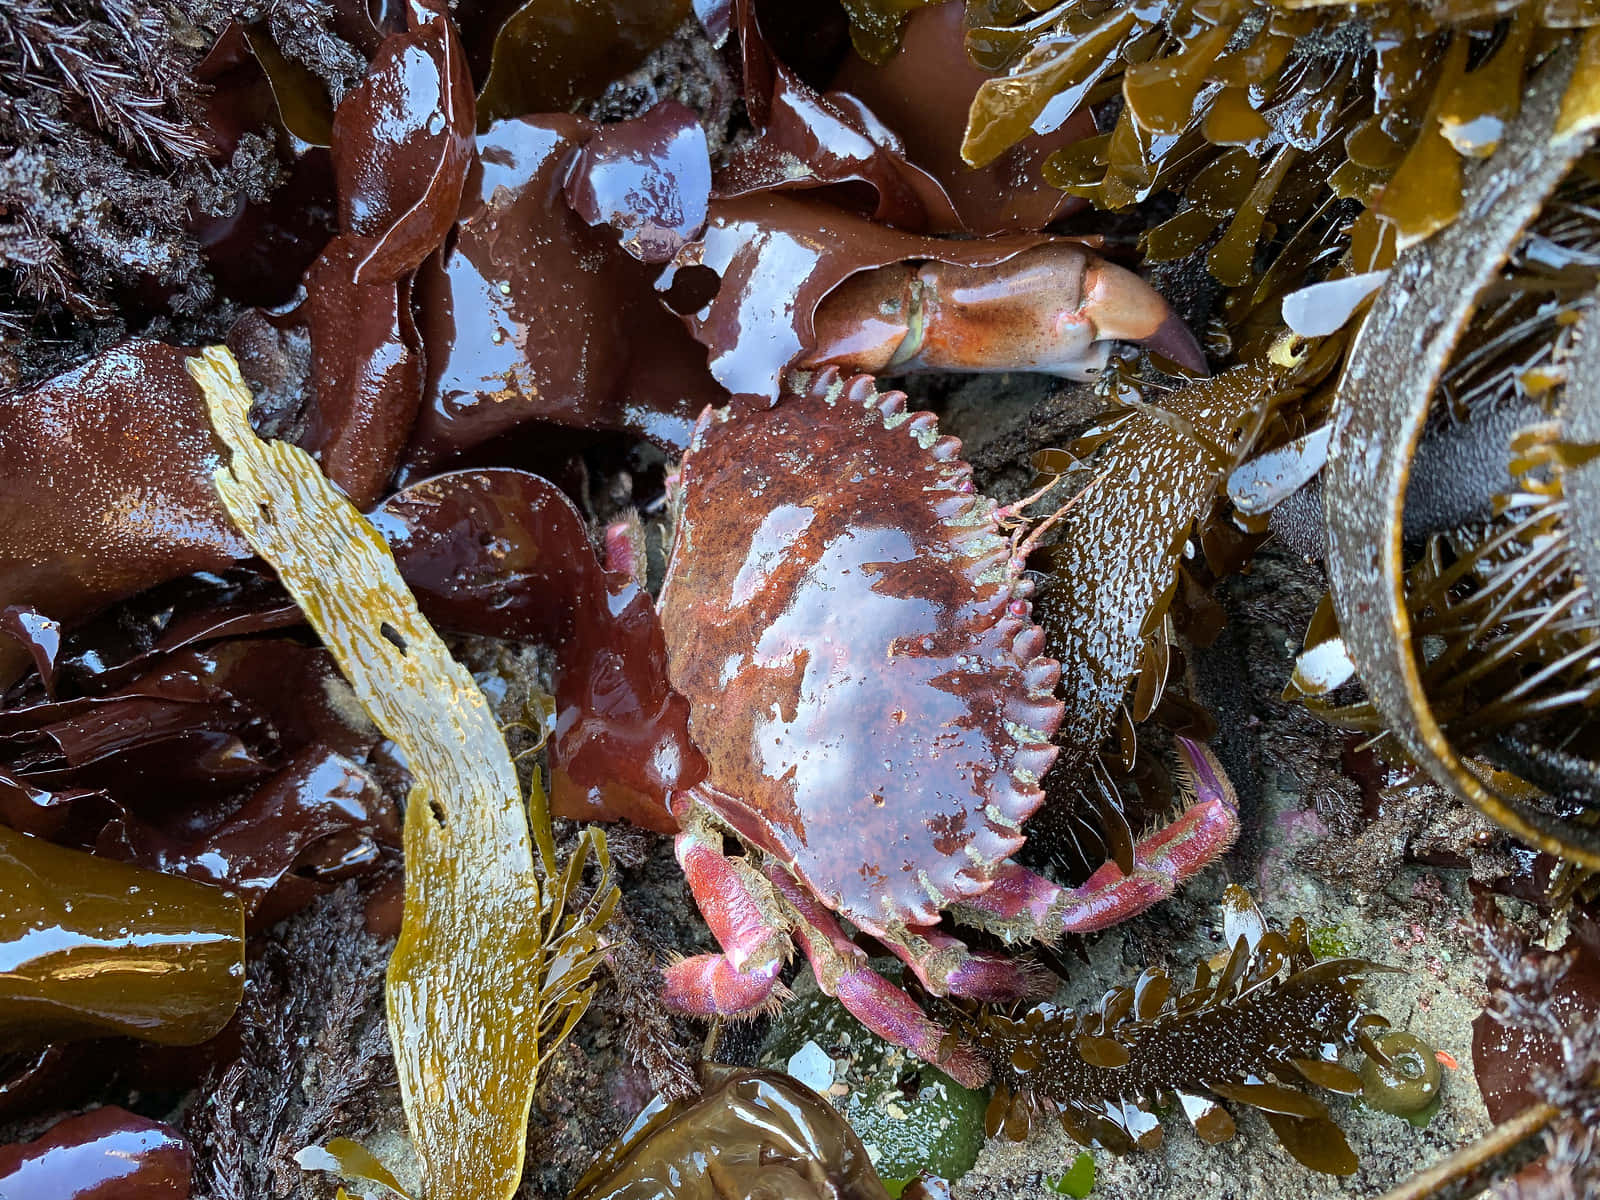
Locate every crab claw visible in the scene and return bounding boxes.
[1081,257,1209,376]
[803,243,1206,381]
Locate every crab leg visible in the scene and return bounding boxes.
[802,244,1207,380]
[952,738,1240,943]
[761,865,991,1089]
[953,860,1176,941]
[880,925,1050,1004]
[660,816,791,1017]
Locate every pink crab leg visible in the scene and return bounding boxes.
[660,820,790,1017]
[1126,736,1241,883]
[880,925,1051,1004]
[953,737,1239,941]
[761,865,991,1089]
[954,860,1176,939]
[601,512,648,589]
[661,951,784,1017]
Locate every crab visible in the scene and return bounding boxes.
[568,254,1238,1088]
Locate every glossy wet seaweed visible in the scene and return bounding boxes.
[193,345,618,1200]
[568,1065,893,1200]
[0,825,244,1048]
[953,887,1395,1175]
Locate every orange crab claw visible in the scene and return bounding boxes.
[803,243,1206,380]
[1081,258,1209,376]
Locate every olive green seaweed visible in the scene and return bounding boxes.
[190,345,618,1200]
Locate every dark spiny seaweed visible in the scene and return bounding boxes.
[0,0,208,163]
[948,887,1393,1175]
[185,886,395,1200]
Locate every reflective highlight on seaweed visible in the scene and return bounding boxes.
[0,825,245,1048]
[568,1065,893,1200]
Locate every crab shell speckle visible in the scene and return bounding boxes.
[657,369,1064,933]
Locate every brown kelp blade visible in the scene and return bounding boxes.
[1322,45,1600,870]
[0,825,244,1048]
[568,1067,893,1200]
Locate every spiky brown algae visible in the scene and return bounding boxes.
[1300,164,1600,750]
[1320,55,1600,871]
[952,886,1396,1175]
[189,345,618,1200]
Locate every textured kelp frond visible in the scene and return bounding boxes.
[952,887,1392,1175]
[1032,360,1277,773]
[1304,169,1600,744]
[1320,56,1600,868]
[190,345,618,1200]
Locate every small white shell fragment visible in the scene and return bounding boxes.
[1227,425,1331,516]
[1289,636,1358,698]
[1280,270,1389,338]
[787,1039,836,1094]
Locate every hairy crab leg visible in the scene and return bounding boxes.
[601,511,649,589]
[1126,738,1241,883]
[802,245,1207,380]
[952,738,1240,942]
[951,860,1176,941]
[880,925,1052,1003]
[660,814,792,1017]
[760,864,991,1088]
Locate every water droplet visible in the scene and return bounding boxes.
[425,110,446,136]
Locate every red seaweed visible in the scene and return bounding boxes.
[0,639,396,928]
[0,1106,192,1200]
[828,0,1095,235]
[329,0,473,285]
[564,100,711,265]
[1473,901,1600,1124]
[0,343,250,689]
[370,468,704,833]
[212,0,477,510]
[190,24,338,307]
[401,114,724,471]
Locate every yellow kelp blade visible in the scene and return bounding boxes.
[190,346,617,1199]
[298,1139,411,1199]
